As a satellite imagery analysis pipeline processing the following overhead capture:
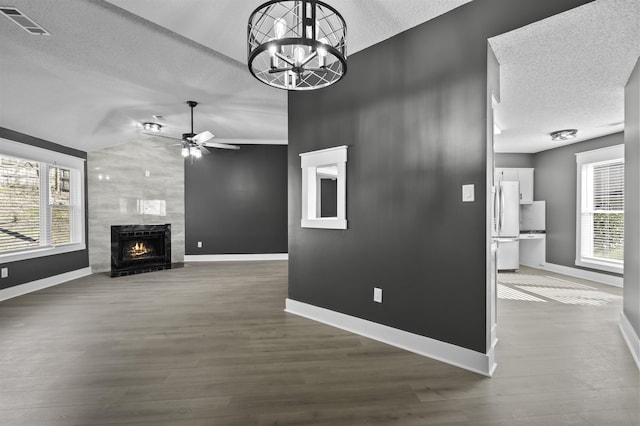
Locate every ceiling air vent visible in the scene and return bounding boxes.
[1,7,50,35]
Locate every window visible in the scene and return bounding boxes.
[576,144,624,273]
[0,138,85,262]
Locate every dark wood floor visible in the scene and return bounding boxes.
[1,262,638,425]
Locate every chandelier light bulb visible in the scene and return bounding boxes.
[193,147,203,159]
[317,38,328,56]
[316,38,329,67]
[268,42,278,68]
[181,146,190,158]
[274,18,287,39]
[293,46,306,65]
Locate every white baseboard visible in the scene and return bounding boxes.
[184,253,288,262]
[619,312,640,370]
[541,262,623,287]
[0,267,92,302]
[285,298,496,377]
[520,261,546,269]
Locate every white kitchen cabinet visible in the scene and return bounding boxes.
[495,168,518,182]
[495,167,534,204]
[519,233,546,268]
[518,168,534,204]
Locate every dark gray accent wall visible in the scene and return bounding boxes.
[624,59,639,337]
[495,153,534,168]
[533,132,624,276]
[288,0,594,354]
[185,144,287,255]
[320,179,337,218]
[0,127,89,290]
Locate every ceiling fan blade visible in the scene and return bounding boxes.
[215,138,287,145]
[152,143,183,148]
[141,131,182,141]
[201,141,240,150]
[199,145,211,155]
[192,130,214,144]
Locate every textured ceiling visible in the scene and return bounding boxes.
[106,0,474,64]
[0,0,471,153]
[0,0,638,154]
[490,0,640,153]
[0,0,289,152]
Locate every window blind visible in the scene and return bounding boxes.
[582,159,624,263]
[49,166,71,245]
[0,155,41,252]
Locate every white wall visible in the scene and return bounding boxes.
[623,58,640,346]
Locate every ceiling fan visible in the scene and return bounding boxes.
[143,100,239,158]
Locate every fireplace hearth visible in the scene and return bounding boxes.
[111,224,171,277]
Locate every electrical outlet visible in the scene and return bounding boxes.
[1,267,8,278]
[373,287,382,303]
[197,241,202,248]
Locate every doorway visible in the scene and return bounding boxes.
[486,0,639,371]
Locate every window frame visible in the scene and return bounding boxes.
[0,138,86,263]
[575,144,624,274]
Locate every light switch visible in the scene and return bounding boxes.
[373,287,382,303]
[462,184,475,202]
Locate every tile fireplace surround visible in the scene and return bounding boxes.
[87,138,185,273]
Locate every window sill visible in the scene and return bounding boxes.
[301,218,347,230]
[576,258,623,275]
[0,243,86,264]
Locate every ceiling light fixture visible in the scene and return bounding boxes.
[247,0,347,90]
[550,129,577,141]
[142,122,162,132]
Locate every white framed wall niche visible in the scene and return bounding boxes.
[300,145,348,229]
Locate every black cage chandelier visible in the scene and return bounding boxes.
[247,0,347,90]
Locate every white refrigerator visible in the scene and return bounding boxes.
[492,180,520,271]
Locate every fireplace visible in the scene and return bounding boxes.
[111,224,171,277]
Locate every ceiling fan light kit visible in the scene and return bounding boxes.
[189,145,203,159]
[182,101,207,159]
[247,0,347,90]
[550,129,578,141]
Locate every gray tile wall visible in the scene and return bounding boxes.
[87,137,184,273]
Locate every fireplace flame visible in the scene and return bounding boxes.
[129,241,149,257]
